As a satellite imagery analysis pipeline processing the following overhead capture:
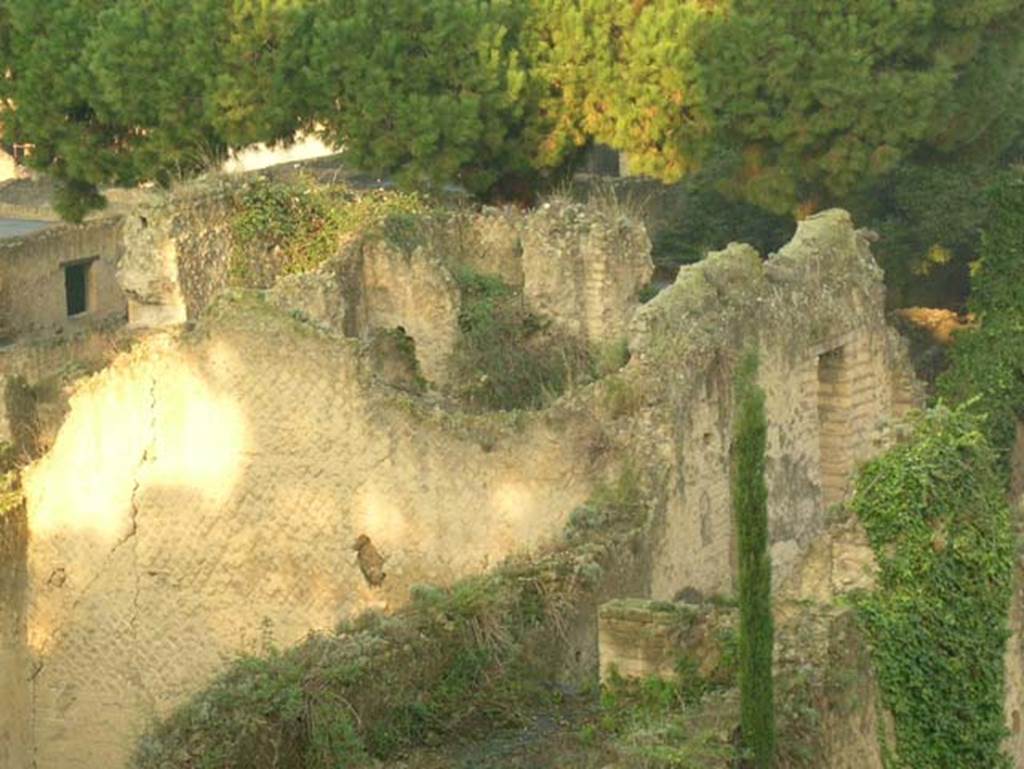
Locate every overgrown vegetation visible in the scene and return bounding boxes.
[564,461,646,543]
[938,172,1024,463]
[448,266,593,411]
[846,175,1023,767]
[134,463,652,768]
[0,442,21,519]
[731,351,775,768]
[229,176,427,288]
[851,406,1014,769]
[593,671,738,769]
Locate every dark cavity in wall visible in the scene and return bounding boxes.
[64,259,94,317]
[817,346,851,508]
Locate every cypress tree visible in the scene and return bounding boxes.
[731,351,775,768]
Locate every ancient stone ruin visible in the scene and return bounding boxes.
[5,184,1007,769]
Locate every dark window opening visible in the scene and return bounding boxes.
[64,261,91,317]
[817,346,849,507]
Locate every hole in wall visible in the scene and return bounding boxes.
[64,259,95,317]
[817,346,851,508]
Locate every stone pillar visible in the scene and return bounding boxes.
[521,201,653,347]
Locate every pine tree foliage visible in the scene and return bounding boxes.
[525,0,714,178]
[2,0,123,219]
[697,0,1024,213]
[309,0,538,195]
[0,0,1021,221]
[86,0,230,185]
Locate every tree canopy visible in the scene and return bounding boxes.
[0,0,1021,223]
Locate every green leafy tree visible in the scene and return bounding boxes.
[526,0,715,178]
[2,0,124,220]
[938,171,1024,461]
[731,351,775,768]
[310,0,540,197]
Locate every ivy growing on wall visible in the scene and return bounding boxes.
[731,351,775,768]
[852,172,1024,768]
[852,405,1014,769]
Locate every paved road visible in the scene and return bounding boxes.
[0,218,53,239]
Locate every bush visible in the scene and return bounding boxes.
[448,266,593,410]
[229,177,428,288]
[133,540,627,769]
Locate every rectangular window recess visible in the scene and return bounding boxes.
[64,259,94,317]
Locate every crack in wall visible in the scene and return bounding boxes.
[27,372,159,762]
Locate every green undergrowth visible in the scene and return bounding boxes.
[134,465,653,769]
[591,672,738,769]
[229,176,429,288]
[851,405,1015,769]
[565,461,646,543]
[447,266,595,411]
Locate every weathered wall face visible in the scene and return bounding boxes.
[6,207,922,768]
[626,211,920,600]
[521,200,654,346]
[1003,566,1024,764]
[0,328,130,450]
[345,238,461,384]
[19,298,602,769]
[118,189,234,328]
[0,218,126,342]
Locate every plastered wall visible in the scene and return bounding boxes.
[17,303,600,769]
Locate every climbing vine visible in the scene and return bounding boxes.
[851,169,1024,768]
[852,405,1014,769]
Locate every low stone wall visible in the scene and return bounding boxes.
[597,598,736,683]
